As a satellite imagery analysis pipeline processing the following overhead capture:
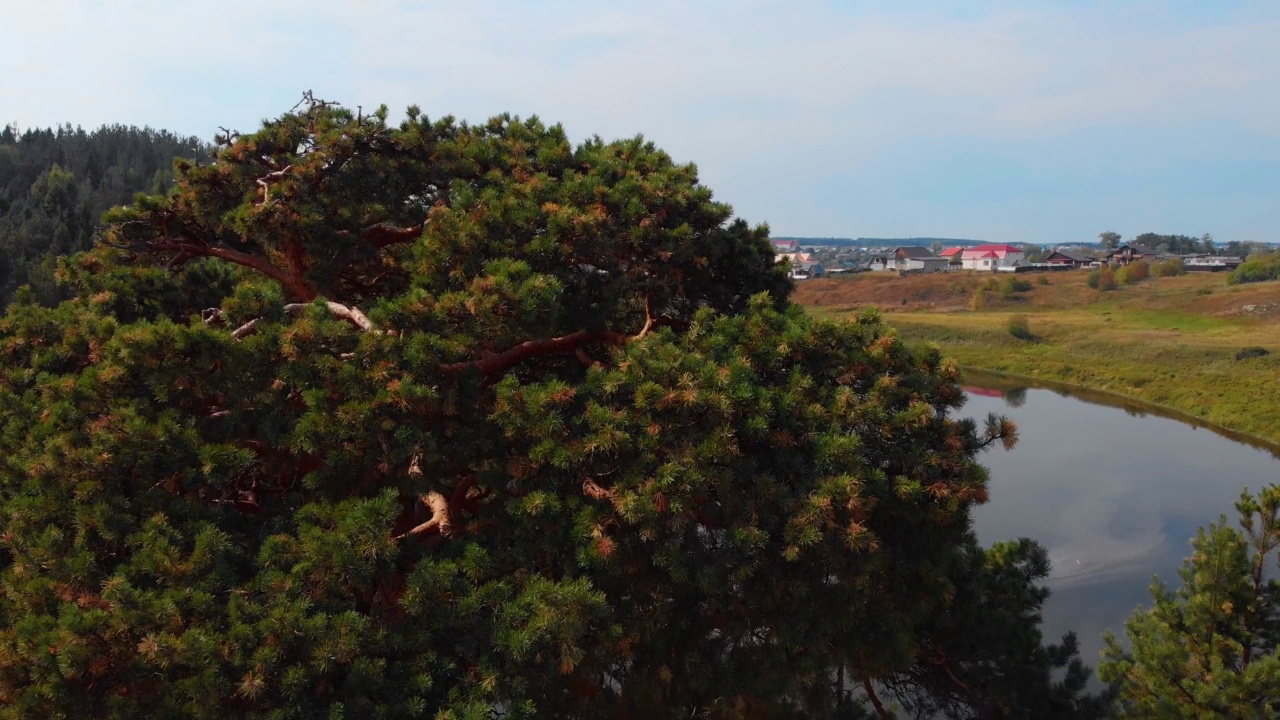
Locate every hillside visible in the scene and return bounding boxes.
[0,124,211,305]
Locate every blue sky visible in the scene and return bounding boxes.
[4,0,1277,245]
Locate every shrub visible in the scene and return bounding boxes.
[981,277,999,292]
[1153,257,1185,277]
[1036,275,1050,286]
[1097,267,1117,291]
[1235,347,1270,360]
[1006,315,1034,341]
[1228,252,1280,285]
[1115,262,1149,286]
[970,290,992,310]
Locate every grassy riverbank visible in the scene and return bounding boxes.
[795,270,1280,444]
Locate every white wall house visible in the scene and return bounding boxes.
[960,244,1025,270]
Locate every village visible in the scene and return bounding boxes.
[771,238,1245,280]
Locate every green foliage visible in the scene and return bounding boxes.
[1007,315,1034,341]
[1037,275,1051,286]
[999,276,1033,299]
[0,124,211,306]
[1101,485,1280,718]
[0,99,1103,717]
[1153,258,1186,277]
[1115,262,1149,286]
[1228,252,1280,285]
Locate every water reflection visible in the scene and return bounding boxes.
[961,372,1280,669]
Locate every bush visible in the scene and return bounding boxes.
[1228,252,1280,285]
[1036,275,1050,286]
[981,277,999,292]
[1086,267,1102,288]
[1097,267,1117,291]
[996,276,1033,300]
[1006,315,1034,341]
[1115,261,1149,286]
[970,290,992,310]
[1153,257,1185,277]
[1236,347,1270,360]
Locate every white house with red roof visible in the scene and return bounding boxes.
[960,244,1025,271]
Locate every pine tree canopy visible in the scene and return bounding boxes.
[1101,485,1280,718]
[0,97,1101,718]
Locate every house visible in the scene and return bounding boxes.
[890,246,949,273]
[771,239,800,254]
[868,255,892,272]
[939,247,965,266]
[789,260,824,279]
[1104,244,1156,266]
[960,244,1025,271]
[775,251,824,279]
[1184,255,1243,272]
[1044,249,1094,268]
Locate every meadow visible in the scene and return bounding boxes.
[796,269,1280,444]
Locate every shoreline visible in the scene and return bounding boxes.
[958,366,1280,458]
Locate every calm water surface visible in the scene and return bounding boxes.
[962,374,1280,669]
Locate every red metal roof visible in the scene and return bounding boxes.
[970,244,1023,253]
[939,247,964,257]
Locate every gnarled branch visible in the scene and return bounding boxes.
[256,164,293,205]
[149,239,314,300]
[395,491,452,540]
[229,301,378,339]
[362,222,425,249]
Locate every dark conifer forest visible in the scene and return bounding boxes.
[0,124,210,305]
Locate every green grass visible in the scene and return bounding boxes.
[884,308,1280,444]
[799,270,1280,444]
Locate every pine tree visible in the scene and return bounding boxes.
[0,96,1101,718]
[1101,485,1280,718]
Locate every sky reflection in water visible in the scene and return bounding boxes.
[961,381,1280,670]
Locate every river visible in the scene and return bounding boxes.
[961,371,1280,671]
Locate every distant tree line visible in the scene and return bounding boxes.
[1097,230,1269,258]
[0,123,211,305]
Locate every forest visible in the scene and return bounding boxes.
[0,123,210,305]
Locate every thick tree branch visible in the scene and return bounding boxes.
[149,239,314,300]
[439,329,629,376]
[362,222,425,248]
[395,491,451,540]
[256,164,292,205]
[863,676,893,719]
[230,301,377,339]
[283,301,377,333]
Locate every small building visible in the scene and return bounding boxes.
[771,239,800,254]
[1044,249,1094,268]
[1184,255,1242,272]
[1104,244,1156,266]
[939,247,965,266]
[891,246,949,273]
[960,244,1025,271]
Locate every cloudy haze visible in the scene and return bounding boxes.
[4,0,1277,244]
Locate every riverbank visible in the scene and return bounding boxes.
[795,270,1280,444]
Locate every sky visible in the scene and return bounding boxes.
[3,0,1278,245]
